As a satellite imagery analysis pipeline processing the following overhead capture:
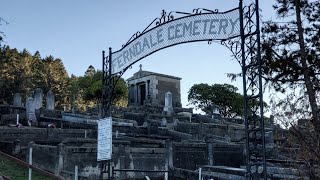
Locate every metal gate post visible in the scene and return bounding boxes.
[239,0,266,179]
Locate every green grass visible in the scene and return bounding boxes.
[0,154,55,180]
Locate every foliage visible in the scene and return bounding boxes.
[78,67,101,102]
[262,0,320,178]
[42,56,69,107]
[111,76,128,106]
[0,46,69,107]
[188,83,243,118]
[68,66,128,110]
[0,17,8,46]
[0,46,128,110]
[262,0,320,119]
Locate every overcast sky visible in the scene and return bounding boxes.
[1,0,276,109]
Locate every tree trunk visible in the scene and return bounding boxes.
[294,0,320,130]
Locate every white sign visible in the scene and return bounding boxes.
[97,117,112,161]
[112,9,240,74]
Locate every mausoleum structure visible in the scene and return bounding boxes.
[127,65,181,107]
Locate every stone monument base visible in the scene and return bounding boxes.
[143,98,160,107]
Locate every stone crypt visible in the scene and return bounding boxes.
[127,65,182,107]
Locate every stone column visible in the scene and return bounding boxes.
[13,93,22,107]
[33,88,43,110]
[128,85,131,104]
[56,143,65,175]
[163,92,173,115]
[128,84,135,104]
[134,84,138,105]
[12,139,21,155]
[146,80,150,98]
[208,143,214,165]
[98,103,102,117]
[119,145,126,179]
[165,140,173,168]
[137,84,141,105]
[46,90,55,110]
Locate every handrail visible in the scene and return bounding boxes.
[0,174,12,180]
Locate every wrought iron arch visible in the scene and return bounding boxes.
[101,0,266,179]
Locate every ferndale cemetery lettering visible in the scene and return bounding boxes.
[112,10,240,74]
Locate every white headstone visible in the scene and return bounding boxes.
[26,97,36,122]
[142,121,148,127]
[13,93,22,107]
[46,90,55,110]
[211,105,221,119]
[72,107,76,114]
[161,118,167,127]
[33,88,43,110]
[163,91,173,115]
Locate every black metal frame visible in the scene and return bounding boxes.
[100,48,113,179]
[101,0,266,179]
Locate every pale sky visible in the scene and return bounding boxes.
[1,0,275,109]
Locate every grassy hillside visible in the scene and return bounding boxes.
[0,154,55,180]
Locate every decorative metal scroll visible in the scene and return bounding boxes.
[111,8,240,75]
[102,50,112,118]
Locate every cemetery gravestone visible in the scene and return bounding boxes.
[46,90,55,110]
[161,118,167,127]
[33,88,43,110]
[163,92,173,115]
[13,93,22,107]
[211,105,221,120]
[26,97,36,123]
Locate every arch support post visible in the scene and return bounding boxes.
[239,0,266,179]
[101,47,113,179]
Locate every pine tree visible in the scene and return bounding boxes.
[262,0,320,177]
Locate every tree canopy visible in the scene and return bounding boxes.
[262,0,320,122]
[73,66,128,108]
[188,83,243,118]
[0,46,69,107]
[261,0,320,177]
[0,17,8,45]
[0,46,128,110]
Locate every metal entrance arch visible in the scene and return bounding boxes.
[101,0,266,179]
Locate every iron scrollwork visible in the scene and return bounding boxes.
[122,8,226,48]
[220,38,242,65]
[192,8,219,14]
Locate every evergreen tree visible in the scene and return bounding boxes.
[262,0,320,125]
[42,56,69,108]
[262,0,320,177]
